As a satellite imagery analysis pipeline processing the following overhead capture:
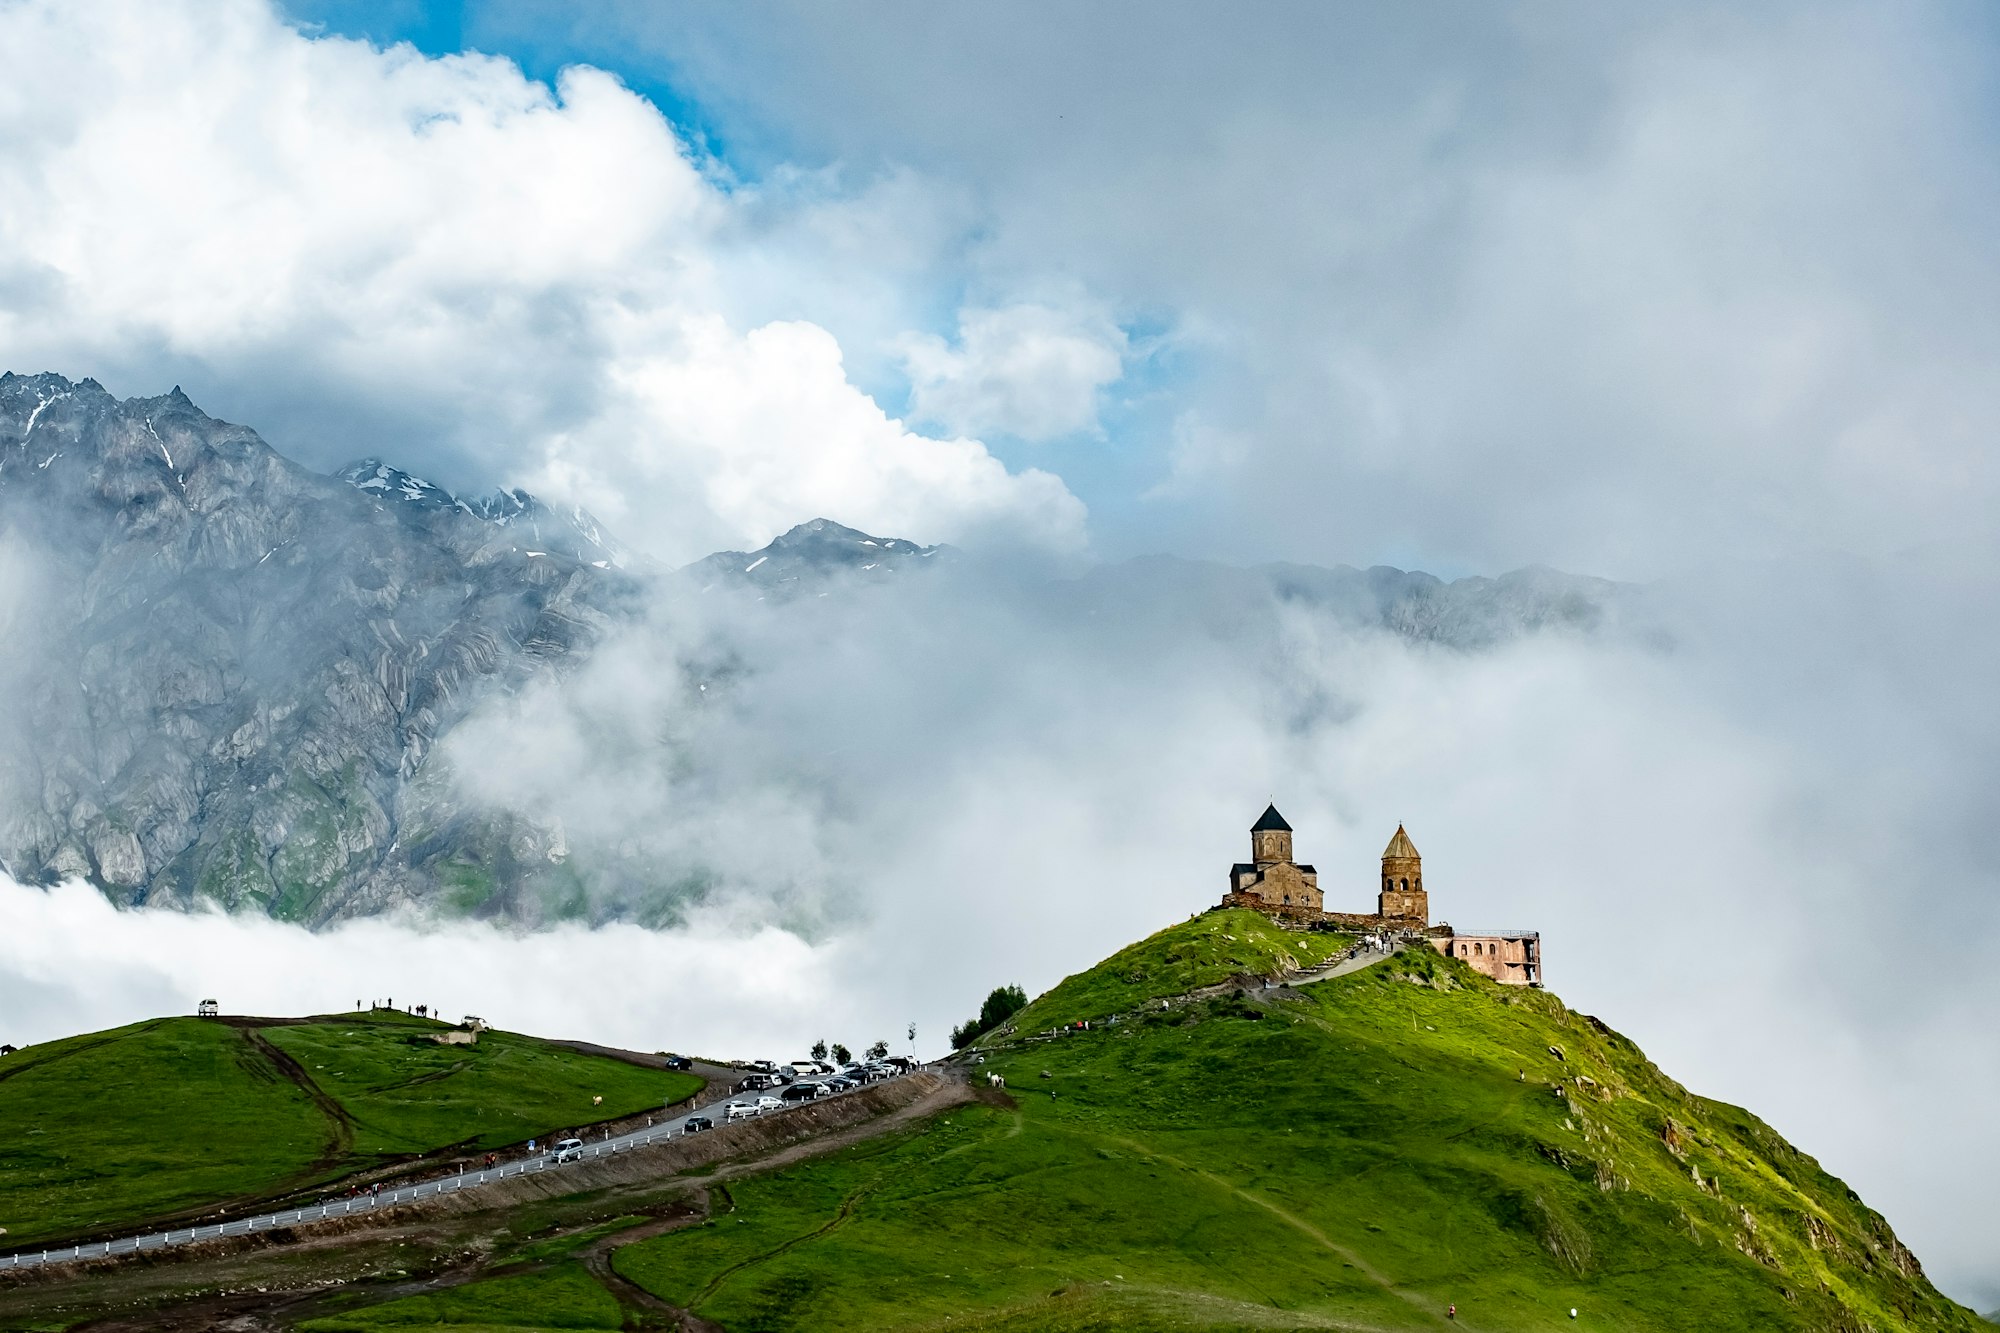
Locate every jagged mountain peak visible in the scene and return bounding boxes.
[682,516,952,596]
[336,457,468,515]
[336,458,625,570]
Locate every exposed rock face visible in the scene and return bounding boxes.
[0,372,627,922]
[683,517,950,598]
[0,372,1629,927]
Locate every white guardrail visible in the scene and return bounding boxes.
[1,1070,915,1274]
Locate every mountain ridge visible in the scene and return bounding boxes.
[0,373,1629,925]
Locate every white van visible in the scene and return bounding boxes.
[548,1138,584,1164]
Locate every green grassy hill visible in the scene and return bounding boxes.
[538,908,1962,1332]
[4,911,1979,1333]
[0,1010,702,1246]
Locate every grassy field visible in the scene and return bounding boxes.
[3,912,1980,1331]
[260,1015,688,1156]
[1001,908,1349,1033]
[0,1011,701,1246]
[299,1262,627,1331]
[592,915,1978,1332]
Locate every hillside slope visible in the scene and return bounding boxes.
[0,913,1972,1332]
[591,913,1976,1331]
[0,1011,701,1247]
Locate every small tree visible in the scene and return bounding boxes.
[867,1039,889,1060]
[831,1042,852,1064]
[811,1039,828,1062]
[950,984,1029,1049]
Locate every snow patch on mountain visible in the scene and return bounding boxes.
[337,459,626,569]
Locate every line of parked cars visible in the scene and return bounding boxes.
[702,1055,916,1130]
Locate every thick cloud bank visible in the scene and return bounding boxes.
[6,553,1998,1300]
[4,550,1998,1299]
[0,0,1997,1308]
[0,0,1083,561]
[602,0,2000,577]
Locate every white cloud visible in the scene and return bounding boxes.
[0,877,847,1060]
[899,302,1127,441]
[0,0,1084,561]
[416,549,2000,1303]
[529,313,1086,558]
[613,2,2000,577]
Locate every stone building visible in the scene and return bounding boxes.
[1433,931,1541,986]
[1222,804,1323,914]
[1217,808,1545,987]
[1378,824,1427,924]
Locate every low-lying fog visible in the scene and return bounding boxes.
[3,545,1996,1303]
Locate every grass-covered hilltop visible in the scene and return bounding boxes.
[0,911,1981,1332]
[0,1009,702,1247]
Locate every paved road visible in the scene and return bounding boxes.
[1288,939,1405,986]
[0,1068,918,1274]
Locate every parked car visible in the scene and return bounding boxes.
[682,1115,713,1132]
[662,1054,694,1071]
[548,1137,584,1164]
[788,1060,820,1079]
[755,1095,784,1113]
[725,1101,758,1122]
[737,1073,772,1091]
[824,1076,857,1093]
[781,1081,822,1102]
[749,1060,779,1074]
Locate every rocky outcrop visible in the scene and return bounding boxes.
[0,372,627,923]
[0,372,1629,927]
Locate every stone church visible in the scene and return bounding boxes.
[1219,806,1542,986]
[1225,805,1322,911]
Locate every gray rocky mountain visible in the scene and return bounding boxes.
[0,373,1628,926]
[337,458,628,570]
[0,372,626,922]
[683,517,950,598]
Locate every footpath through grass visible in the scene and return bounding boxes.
[260,1016,693,1156]
[0,1012,701,1246]
[1001,908,1348,1034]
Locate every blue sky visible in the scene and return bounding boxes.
[265,1,2000,580]
[5,3,2000,1300]
[9,0,2000,578]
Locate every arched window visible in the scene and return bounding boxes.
[1400,878,1408,891]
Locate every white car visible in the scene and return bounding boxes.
[548,1137,584,1164]
[725,1100,758,1122]
[755,1095,784,1113]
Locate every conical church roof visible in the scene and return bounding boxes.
[1382,823,1419,860]
[1251,803,1292,833]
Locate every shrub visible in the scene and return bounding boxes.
[951,985,1029,1049]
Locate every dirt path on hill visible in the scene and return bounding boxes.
[574,1196,718,1331]
[1287,942,1404,987]
[1088,1126,1460,1329]
[236,1025,356,1163]
[37,1076,974,1332]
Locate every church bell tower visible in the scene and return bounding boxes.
[1378,824,1427,924]
[1250,804,1293,864]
